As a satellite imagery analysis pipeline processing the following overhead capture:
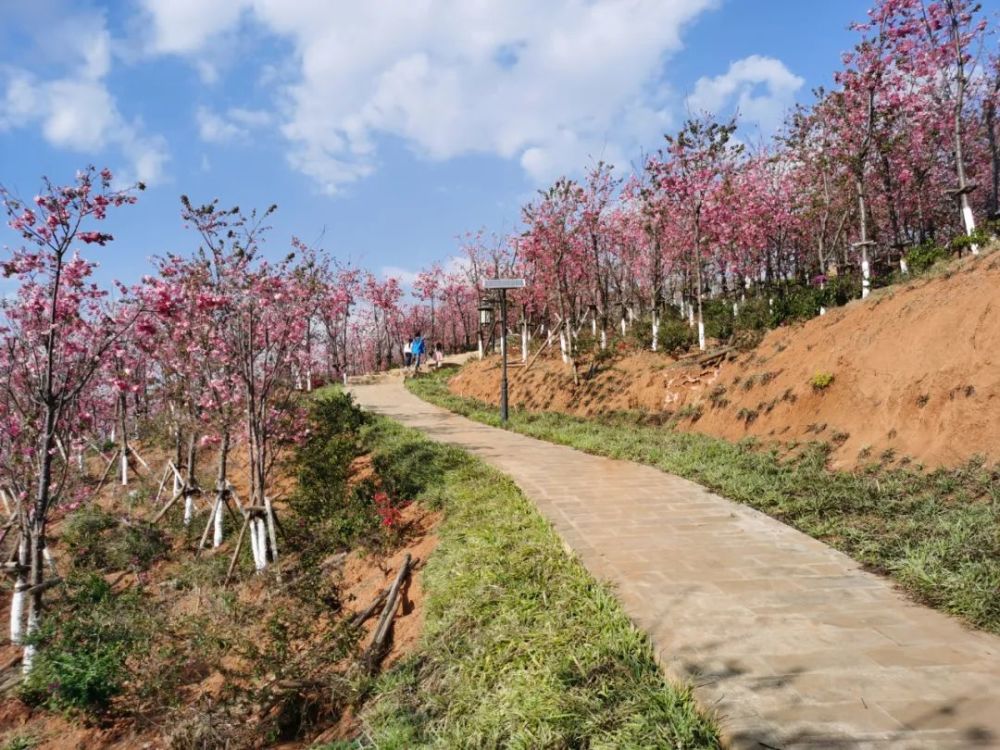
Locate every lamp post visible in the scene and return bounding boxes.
[483,278,525,423]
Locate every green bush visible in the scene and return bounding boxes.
[630,313,697,354]
[769,284,821,323]
[1,734,36,750]
[950,229,989,255]
[62,507,167,572]
[810,372,835,391]
[906,242,949,274]
[733,297,771,332]
[289,390,376,553]
[701,299,734,341]
[22,574,153,713]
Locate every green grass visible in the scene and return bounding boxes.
[355,416,719,749]
[406,369,1000,634]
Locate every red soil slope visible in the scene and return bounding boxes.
[450,252,1000,470]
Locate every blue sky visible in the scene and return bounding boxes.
[2,0,994,287]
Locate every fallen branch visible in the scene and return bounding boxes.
[350,587,390,628]
[364,553,412,671]
[678,345,735,366]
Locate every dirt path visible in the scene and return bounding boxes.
[349,375,1000,749]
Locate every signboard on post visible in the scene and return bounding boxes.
[484,279,525,423]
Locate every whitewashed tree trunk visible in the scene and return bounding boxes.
[559,329,569,364]
[22,609,37,675]
[521,321,528,364]
[687,305,695,328]
[732,302,738,317]
[183,492,194,527]
[600,328,607,350]
[253,518,268,571]
[861,257,871,300]
[961,196,979,255]
[651,310,659,352]
[900,256,909,275]
[820,306,827,316]
[477,332,484,360]
[591,316,597,337]
[698,320,706,351]
[249,517,261,568]
[620,316,627,336]
[10,536,27,645]
[263,496,279,568]
[213,499,224,547]
[120,451,129,486]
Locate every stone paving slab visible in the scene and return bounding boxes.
[350,377,1000,749]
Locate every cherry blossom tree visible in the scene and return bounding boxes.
[0,167,142,671]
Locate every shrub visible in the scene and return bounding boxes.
[289,391,374,554]
[2,734,36,750]
[702,299,734,341]
[810,372,835,391]
[592,346,614,363]
[733,297,771,333]
[629,313,698,354]
[657,316,697,353]
[21,574,153,713]
[950,230,989,255]
[906,242,949,274]
[62,507,167,572]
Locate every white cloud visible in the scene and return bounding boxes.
[139,0,719,192]
[687,55,804,134]
[196,106,273,143]
[140,0,248,55]
[196,107,245,143]
[0,10,169,185]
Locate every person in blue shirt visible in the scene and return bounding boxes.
[410,331,426,373]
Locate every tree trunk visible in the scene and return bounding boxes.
[213,432,230,548]
[10,534,28,645]
[856,175,872,300]
[183,433,197,526]
[694,210,706,351]
[119,394,130,486]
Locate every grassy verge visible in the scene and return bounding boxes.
[353,414,719,749]
[406,369,1000,634]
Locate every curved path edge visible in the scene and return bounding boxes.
[350,375,1000,750]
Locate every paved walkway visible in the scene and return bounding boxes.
[350,375,1000,749]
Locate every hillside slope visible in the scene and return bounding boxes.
[450,252,1000,469]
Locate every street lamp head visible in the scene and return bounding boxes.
[478,297,494,326]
